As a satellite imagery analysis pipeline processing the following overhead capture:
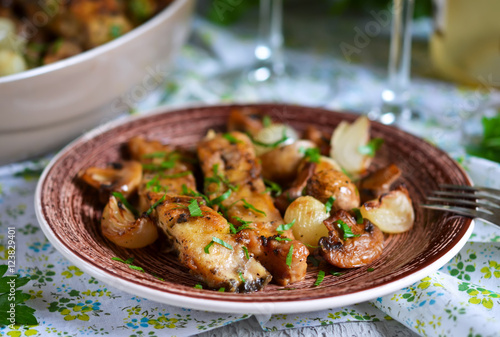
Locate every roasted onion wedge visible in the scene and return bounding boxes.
[360,185,415,234]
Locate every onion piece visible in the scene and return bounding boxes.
[360,186,415,234]
[330,116,372,177]
[253,124,298,156]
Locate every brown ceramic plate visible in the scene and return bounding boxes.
[35,104,473,314]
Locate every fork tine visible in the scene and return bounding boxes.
[421,204,499,226]
[426,196,497,212]
[440,184,500,199]
[432,190,500,205]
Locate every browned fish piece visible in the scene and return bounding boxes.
[198,132,309,286]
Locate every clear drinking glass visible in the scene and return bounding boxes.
[372,0,417,125]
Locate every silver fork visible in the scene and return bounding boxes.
[421,184,500,226]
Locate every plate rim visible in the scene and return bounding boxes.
[35,103,475,314]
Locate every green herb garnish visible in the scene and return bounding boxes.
[145,193,167,216]
[276,219,296,235]
[367,268,375,272]
[188,199,203,217]
[358,138,384,157]
[313,270,325,286]
[299,147,321,163]
[218,287,225,292]
[111,257,144,273]
[182,184,210,205]
[112,192,139,218]
[242,246,250,259]
[241,199,266,216]
[286,245,294,268]
[211,190,232,207]
[352,208,364,224]
[336,220,360,240]
[274,237,292,242]
[204,237,233,254]
[142,151,168,158]
[263,178,282,196]
[231,217,253,226]
[330,271,344,276]
[325,196,336,214]
[238,271,245,283]
[194,284,203,289]
[263,115,272,127]
[163,171,192,179]
[223,133,242,144]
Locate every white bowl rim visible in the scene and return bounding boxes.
[0,0,190,84]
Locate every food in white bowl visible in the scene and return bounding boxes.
[0,0,194,165]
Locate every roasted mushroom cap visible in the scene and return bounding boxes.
[319,209,384,268]
[78,160,142,199]
[101,196,158,249]
[306,169,360,212]
[358,164,402,203]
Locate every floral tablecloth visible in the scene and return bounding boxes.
[2,17,500,337]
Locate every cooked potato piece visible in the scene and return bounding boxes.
[253,124,298,156]
[284,196,330,251]
[330,116,372,177]
[305,169,360,211]
[360,186,414,233]
[260,140,315,185]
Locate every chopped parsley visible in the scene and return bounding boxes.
[352,208,364,224]
[229,222,253,234]
[211,190,232,207]
[111,257,144,272]
[242,246,250,259]
[286,245,294,268]
[231,216,253,226]
[112,192,139,218]
[241,199,266,216]
[325,196,336,214]
[367,267,375,272]
[274,236,292,242]
[194,284,203,289]
[264,178,282,196]
[182,184,210,205]
[223,133,243,144]
[330,271,344,276]
[276,219,296,234]
[188,199,203,217]
[262,115,272,127]
[238,271,245,283]
[204,237,233,254]
[205,164,239,193]
[145,193,167,216]
[218,287,225,292]
[358,138,384,157]
[336,220,360,240]
[142,151,169,158]
[163,171,192,179]
[299,147,321,163]
[313,270,325,286]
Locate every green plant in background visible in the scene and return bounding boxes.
[466,113,500,163]
[0,265,38,326]
[205,0,433,26]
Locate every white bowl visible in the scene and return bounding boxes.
[0,0,194,165]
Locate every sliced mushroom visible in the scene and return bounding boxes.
[101,196,158,248]
[275,161,316,214]
[319,209,384,268]
[78,160,142,199]
[358,164,402,203]
[227,108,264,137]
[360,185,415,234]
